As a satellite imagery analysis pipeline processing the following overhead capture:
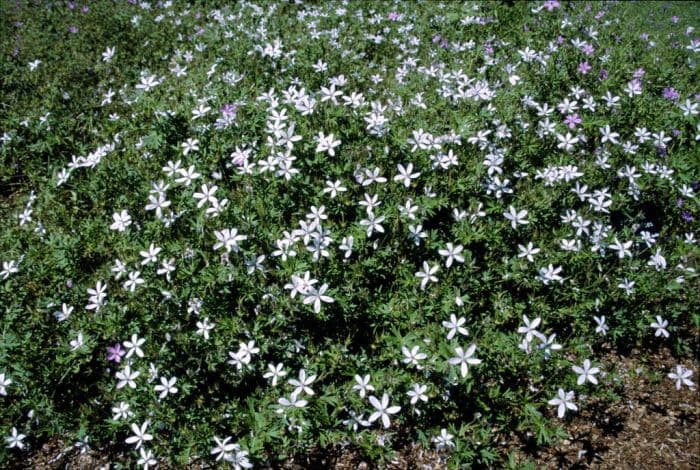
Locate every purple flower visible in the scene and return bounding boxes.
[388,11,400,21]
[68,26,79,34]
[672,16,679,24]
[564,113,582,129]
[68,1,75,9]
[672,128,681,137]
[543,0,561,11]
[595,11,605,20]
[66,279,73,289]
[676,198,685,208]
[663,87,680,101]
[432,34,441,44]
[557,35,565,44]
[640,32,649,41]
[82,5,89,13]
[582,44,595,56]
[632,67,645,79]
[682,211,694,222]
[107,344,126,363]
[220,103,238,118]
[578,61,592,74]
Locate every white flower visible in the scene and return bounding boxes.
[102,46,116,63]
[401,345,428,368]
[548,388,577,418]
[196,318,215,340]
[415,261,439,290]
[599,125,620,145]
[609,238,633,259]
[438,243,464,268]
[135,74,160,92]
[339,236,354,258]
[393,163,421,188]
[668,365,694,390]
[288,369,316,396]
[112,402,133,421]
[647,248,667,271]
[448,344,482,377]
[359,212,385,237]
[650,316,669,338]
[5,427,26,449]
[85,280,107,311]
[139,243,162,265]
[0,373,12,396]
[137,447,157,469]
[213,228,247,253]
[442,314,468,340]
[125,421,153,449]
[518,315,545,343]
[352,374,375,398]
[368,393,401,428]
[110,210,132,232]
[407,383,428,405]
[193,183,218,208]
[211,436,237,462]
[123,271,144,292]
[503,206,529,229]
[517,242,540,262]
[116,365,140,389]
[302,283,334,313]
[0,260,19,280]
[154,376,178,399]
[181,138,199,155]
[572,359,600,385]
[70,332,85,351]
[277,393,308,412]
[123,334,146,358]
[263,363,287,386]
[617,277,635,296]
[432,428,455,450]
[537,264,564,284]
[323,179,347,198]
[594,315,608,335]
[315,131,341,156]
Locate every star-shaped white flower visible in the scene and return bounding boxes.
[125,421,153,449]
[572,359,600,385]
[503,205,529,229]
[548,388,577,418]
[415,261,439,290]
[448,344,482,377]
[368,393,401,429]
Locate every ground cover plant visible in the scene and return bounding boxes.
[0,0,699,468]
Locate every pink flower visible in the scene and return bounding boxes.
[107,343,126,363]
[564,113,582,129]
[543,0,561,11]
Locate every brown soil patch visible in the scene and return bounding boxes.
[504,347,700,469]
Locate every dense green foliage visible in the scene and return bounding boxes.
[0,1,698,468]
